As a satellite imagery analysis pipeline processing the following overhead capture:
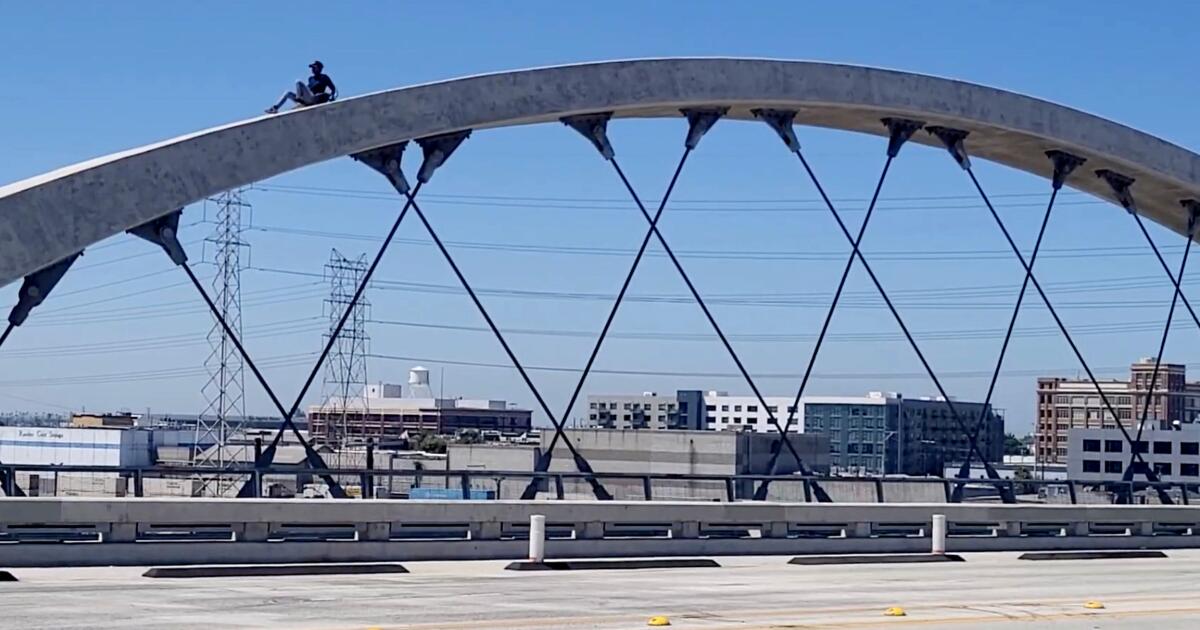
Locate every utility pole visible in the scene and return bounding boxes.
[194,189,250,496]
[317,249,371,458]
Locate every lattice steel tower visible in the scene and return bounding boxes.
[318,249,371,448]
[194,189,250,496]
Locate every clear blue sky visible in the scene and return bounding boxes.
[3,2,1199,434]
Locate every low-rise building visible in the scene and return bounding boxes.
[1067,424,1200,483]
[586,390,796,432]
[442,428,830,500]
[1036,357,1200,466]
[309,369,532,443]
[803,392,1004,476]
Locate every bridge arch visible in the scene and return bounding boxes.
[3,57,1200,286]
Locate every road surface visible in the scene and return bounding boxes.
[3,551,1198,629]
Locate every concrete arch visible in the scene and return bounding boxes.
[3,57,1200,287]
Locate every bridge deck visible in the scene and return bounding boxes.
[4,551,1198,629]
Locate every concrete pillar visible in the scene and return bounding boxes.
[999,521,1022,537]
[671,521,701,539]
[577,521,604,540]
[1138,521,1154,537]
[470,522,503,541]
[529,515,546,563]
[106,523,137,543]
[241,523,270,542]
[848,522,872,538]
[357,522,391,542]
[766,521,790,539]
[931,514,946,555]
[1069,522,1089,536]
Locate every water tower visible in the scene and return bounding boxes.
[408,366,434,398]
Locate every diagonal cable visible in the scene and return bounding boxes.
[238,181,425,497]
[787,148,1003,488]
[523,146,693,499]
[950,179,1062,500]
[1125,210,1196,475]
[1129,210,1200,333]
[753,155,894,500]
[181,264,345,496]
[402,191,612,500]
[962,167,1172,504]
[606,156,825,498]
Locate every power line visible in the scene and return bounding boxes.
[367,351,1178,382]
[366,316,1177,344]
[255,182,1092,206]
[247,221,1190,263]
[247,265,1194,312]
[0,352,316,387]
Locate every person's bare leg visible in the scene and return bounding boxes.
[266,82,306,113]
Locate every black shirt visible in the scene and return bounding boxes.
[307,73,336,99]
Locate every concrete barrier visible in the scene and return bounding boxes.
[0,497,1198,567]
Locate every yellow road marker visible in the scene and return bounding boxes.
[883,607,907,617]
[1084,601,1106,610]
[648,615,671,626]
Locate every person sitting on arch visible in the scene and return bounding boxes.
[265,60,337,114]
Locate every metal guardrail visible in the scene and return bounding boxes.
[3,463,1197,504]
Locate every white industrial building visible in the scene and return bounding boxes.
[1068,423,1200,483]
[0,425,192,467]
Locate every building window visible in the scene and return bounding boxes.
[787,406,797,413]
[1154,441,1173,455]
[748,418,758,424]
[706,405,716,412]
[1057,448,1068,457]
[747,405,758,412]
[1105,460,1123,474]
[1183,442,1200,456]
[589,402,597,409]
[1118,408,1132,420]
[1154,462,1173,476]
[767,406,778,413]
[624,403,632,410]
[721,405,729,412]
[1104,440,1123,453]
[1082,439,1101,452]
[1133,441,1149,453]
[1082,460,1101,473]
[734,405,742,412]
[1183,463,1200,477]
[733,417,742,424]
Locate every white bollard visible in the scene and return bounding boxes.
[528,514,546,563]
[931,514,946,555]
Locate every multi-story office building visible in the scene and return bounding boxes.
[1068,424,1200,483]
[586,391,794,432]
[1036,358,1200,465]
[702,393,800,433]
[803,393,1003,475]
[588,389,1003,476]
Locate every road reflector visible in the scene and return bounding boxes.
[1084,600,1105,609]
[648,615,671,626]
[884,607,907,617]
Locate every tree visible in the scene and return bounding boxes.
[414,432,447,454]
[1003,433,1030,456]
[457,429,483,445]
[1012,465,1036,495]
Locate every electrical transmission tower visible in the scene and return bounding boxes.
[194,189,251,496]
[318,249,371,450]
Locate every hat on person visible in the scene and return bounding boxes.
[309,60,324,71]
